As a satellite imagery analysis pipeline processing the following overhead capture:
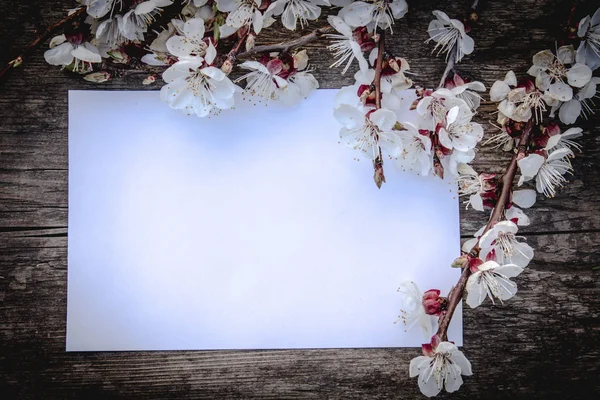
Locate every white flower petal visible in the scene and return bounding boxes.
[334,104,364,129]
[44,42,74,66]
[369,108,396,131]
[549,81,573,102]
[558,99,582,125]
[512,189,537,208]
[566,63,592,88]
[518,154,545,181]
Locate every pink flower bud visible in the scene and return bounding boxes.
[422,289,447,316]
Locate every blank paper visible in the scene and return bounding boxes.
[67,90,462,351]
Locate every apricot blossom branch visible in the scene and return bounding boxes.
[0,6,87,83]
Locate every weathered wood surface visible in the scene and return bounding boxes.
[1,0,599,398]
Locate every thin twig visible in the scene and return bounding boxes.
[373,32,386,109]
[0,6,87,83]
[436,121,535,341]
[237,26,333,58]
[226,31,249,61]
[372,31,386,188]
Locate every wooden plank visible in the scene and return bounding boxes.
[0,233,598,398]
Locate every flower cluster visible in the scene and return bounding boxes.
[397,6,598,397]
[330,8,485,185]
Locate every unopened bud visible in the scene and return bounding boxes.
[107,49,130,64]
[422,289,447,316]
[221,59,233,75]
[373,162,385,189]
[451,254,468,268]
[246,33,256,52]
[433,159,444,179]
[393,122,407,131]
[9,56,23,68]
[142,74,156,85]
[83,71,111,83]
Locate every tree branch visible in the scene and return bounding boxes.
[0,6,87,83]
[373,32,385,110]
[372,31,386,188]
[237,26,333,58]
[436,121,535,341]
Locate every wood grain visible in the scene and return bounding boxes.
[1,0,599,398]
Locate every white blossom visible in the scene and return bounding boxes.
[437,101,483,152]
[166,18,208,60]
[479,221,534,268]
[368,49,413,90]
[396,122,432,176]
[334,106,402,160]
[456,163,494,211]
[466,260,523,308]
[95,16,125,48]
[528,46,592,103]
[447,78,486,111]
[236,59,289,101]
[545,127,583,152]
[410,341,472,397]
[426,10,474,62]
[556,77,600,124]
[216,0,265,34]
[44,37,102,72]
[266,0,330,31]
[416,89,469,131]
[518,148,574,198]
[340,0,408,32]
[160,42,237,117]
[396,281,435,338]
[120,0,173,42]
[82,0,120,19]
[576,8,600,70]
[326,15,369,74]
[278,71,319,105]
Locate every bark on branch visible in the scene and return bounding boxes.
[237,26,333,58]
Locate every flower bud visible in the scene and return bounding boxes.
[83,71,111,83]
[221,59,233,75]
[245,33,256,52]
[107,49,130,64]
[433,158,444,179]
[422,289,447,316]
[142,74,156,85]
[9,56,23,68]
[373,161,385,189]
[451,254,468,268]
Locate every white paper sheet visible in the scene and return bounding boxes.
[67,90,462,351]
